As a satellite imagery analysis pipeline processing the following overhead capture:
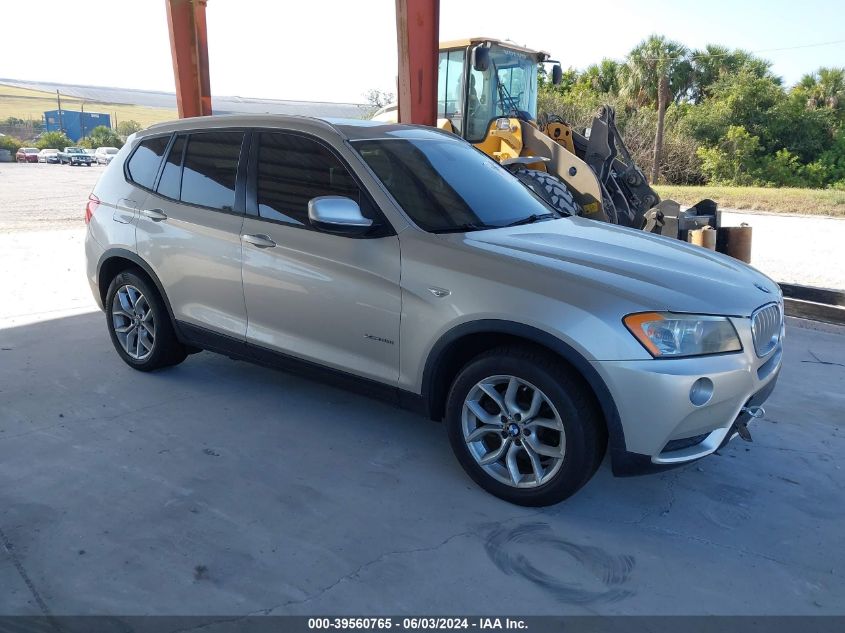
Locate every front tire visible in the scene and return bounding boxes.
[445,346,604,506]
[105,270,187,371]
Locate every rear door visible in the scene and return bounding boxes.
[240,130,401,385]
[134,129,249,340]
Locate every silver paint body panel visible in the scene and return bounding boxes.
[85,114,783,464]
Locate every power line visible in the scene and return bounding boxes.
[613,38,845,64]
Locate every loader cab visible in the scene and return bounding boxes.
[437,38,558,143]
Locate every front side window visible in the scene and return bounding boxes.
[353,137,557,232]
[180,131,244,211]
[126,136,169,189]
[256,132,361,226]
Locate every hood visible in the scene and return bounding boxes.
[463,217,779,316]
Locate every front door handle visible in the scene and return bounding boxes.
[142,208,168,222]
[242,233,276,248]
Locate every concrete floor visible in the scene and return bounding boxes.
[1,309,844,615]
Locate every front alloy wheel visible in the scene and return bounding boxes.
[462,375,566,488]
[446,346,604,506]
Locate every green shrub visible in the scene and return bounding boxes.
[36,131,73,150]
[80,125,122,149]
[0,135,24,155]
[697,125,764,185]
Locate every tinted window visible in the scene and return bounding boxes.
[257,132,360,226]
[156,135,185,200]
[127,136,169,189]
[180,131,244,211]
[352,137,557,232]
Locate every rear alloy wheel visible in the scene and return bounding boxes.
[111,285,156,361]
[446,347,604,506]
[105,270,186,371]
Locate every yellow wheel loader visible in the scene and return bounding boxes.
[374,37,674,232]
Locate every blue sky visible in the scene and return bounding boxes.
[3,0,843,102]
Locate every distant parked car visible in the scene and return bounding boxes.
[16,147,40,163]
[59,147,94,166]
[94,146,119,165]
[38,149,60,164]
[0,149,12,163]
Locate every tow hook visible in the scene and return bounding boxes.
[736,406,765,442]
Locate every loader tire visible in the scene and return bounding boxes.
[514,169,582,217]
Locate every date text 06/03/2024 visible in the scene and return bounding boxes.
[307,617,528,630]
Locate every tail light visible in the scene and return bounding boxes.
[85,193,100,224]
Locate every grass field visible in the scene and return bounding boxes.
[0,84,177,129]
[655,185,845,217]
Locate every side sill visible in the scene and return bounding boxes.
[175,321,428,417]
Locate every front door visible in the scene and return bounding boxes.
[240,131,401,385]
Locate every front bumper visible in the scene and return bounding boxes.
[595,315,783,472]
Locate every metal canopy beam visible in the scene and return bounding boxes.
[165,0,212,118]
[395,0,439,125]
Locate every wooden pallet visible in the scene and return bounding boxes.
[779,283,845,326]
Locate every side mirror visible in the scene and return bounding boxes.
[308,196,373,235]
[471,45,490,72]
[551,64,563,86]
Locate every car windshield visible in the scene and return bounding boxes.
[24,148,38,153]
[104,148,118,154]
[352,137,559,233]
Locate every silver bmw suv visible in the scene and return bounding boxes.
[84,115,783,506]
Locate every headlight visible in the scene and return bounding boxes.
[624,312,742,358]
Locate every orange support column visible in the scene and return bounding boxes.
[395,0,439,125]
[165,0,212,118]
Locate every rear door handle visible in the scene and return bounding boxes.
[242,233,276,248]
[141,208,168,222]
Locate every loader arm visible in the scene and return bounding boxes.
[520,123,608,222]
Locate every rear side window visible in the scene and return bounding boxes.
[180,131,244,212]
[256,132,360,225]
[126,136,169,189]
[156,135,186,200]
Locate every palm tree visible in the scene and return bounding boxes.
[580,59,621,95]
[800,67,845,109]
[623,35,692,183]
[690,45,773,103]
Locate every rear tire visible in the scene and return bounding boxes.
[445,346,604,506]
[513,168,582,216]
[105,270,187,372]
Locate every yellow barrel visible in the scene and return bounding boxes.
[688,226,717,251]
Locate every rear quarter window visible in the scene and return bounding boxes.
[126,136,170,190]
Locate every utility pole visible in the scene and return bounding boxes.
[57,90,64,134]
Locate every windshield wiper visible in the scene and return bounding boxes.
[431,222,496,234]
[503,213,557,227]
